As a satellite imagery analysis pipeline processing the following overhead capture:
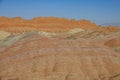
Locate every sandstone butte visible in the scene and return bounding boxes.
[0,16,120,80]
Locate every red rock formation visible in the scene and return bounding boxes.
[105,37,120,47]
[0,16,119,33]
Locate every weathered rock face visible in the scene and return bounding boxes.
[0,29,120,80]
[105,37,120,47]
[0,31,11,40]
[104,37,120,53]
[0,16,120,33]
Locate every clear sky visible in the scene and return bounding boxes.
[0,0,120,25]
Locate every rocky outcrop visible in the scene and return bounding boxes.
[0,17,120,33]
[105,37,120,47]
[104,37,120,53]
[0,31,11,40]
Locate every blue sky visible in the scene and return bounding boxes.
[0,0,120,25]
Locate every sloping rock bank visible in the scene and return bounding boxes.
[0,32,120,80]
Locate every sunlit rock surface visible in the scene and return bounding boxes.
[0,17,120,80]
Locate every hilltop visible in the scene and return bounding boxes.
[0,16,120,33]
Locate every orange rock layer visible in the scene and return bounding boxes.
[0,16,120,33]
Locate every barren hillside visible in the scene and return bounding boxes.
[0,17,120,80]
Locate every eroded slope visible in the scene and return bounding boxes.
[0,29,120,80]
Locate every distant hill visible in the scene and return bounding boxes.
[0,16,120,33]
[101,22,120,27]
